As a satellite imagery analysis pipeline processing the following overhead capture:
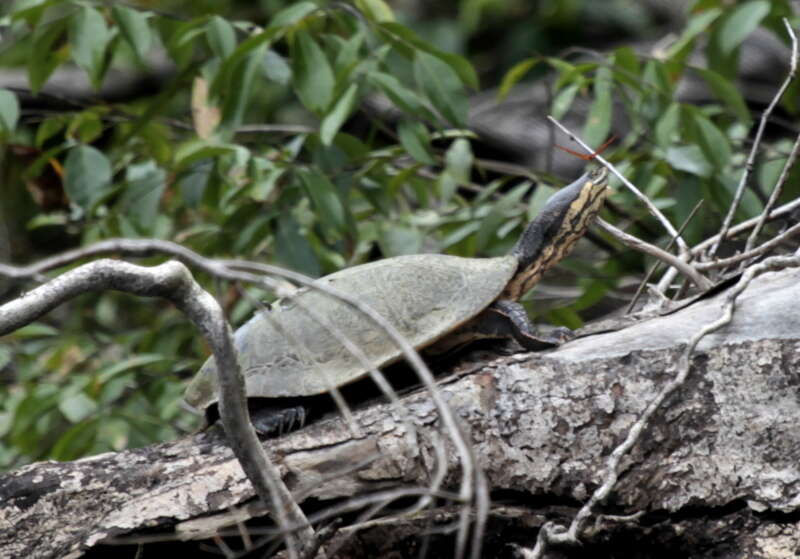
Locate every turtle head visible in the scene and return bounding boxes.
[504,166,610,300]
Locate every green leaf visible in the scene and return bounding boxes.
[11,0,62,27]
[290,30,335,113]
[497,58,538,100]
[262,49,292,85]
[175,141,237,170]
[332,30,366,77]
[613,46,640,79]
[164,17,206,69]
[96,354,169,383]
[694,67,751,123]
[551,83,580,120]
[0,89,20,134]
[63,145,113,210]
[35,115,68,147]
[379,224,423,256]
[377,22,478,88]
[583,65,613,148]
[276,213,320,277]
[413,51,467,126]
[297,168,348,233]
[267,1,319,29]
[654,102,681,148]
[221,43,265,133]
[686,107,732,169]
[119,161,166,230]
[66,110,104,144]
[112,4,152,63]
[475,182,529,252]
[398,120,434,164]
[715,1,770,56]
[59,392,98,423]
[665,145,712,178]
[666,8,723,58]
[248,158,285,201]
[355,0,395,22]
[9,322,59,338]
[69,6,111,88]
[29,17,70,93]
[320,83,359,145]
[444,138,473,183]
[438,138,473,203]
[206,15,237,59]
[50,420,97,461]
[367,72,432,118]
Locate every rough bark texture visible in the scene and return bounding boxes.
[2,267,800,558]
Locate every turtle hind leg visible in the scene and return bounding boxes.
[249,403,308,437]
[478,299,574,351]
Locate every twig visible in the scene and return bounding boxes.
[546,115,690,254]
[691,196,800,254]
[744,129,800,254]
[531,252,800,559]
[709,19,798,258]
[626,200,704,313]
[695,220,800,270]
[657,194,800,291]
[595,218,712,289]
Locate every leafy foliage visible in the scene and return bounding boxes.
[0,0,798,467]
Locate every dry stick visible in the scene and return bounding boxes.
[656,194,800,291]
[744,128,800,254]
[709,18,798,259]
[0,260,310,558]
[546,115,690,254]
[530,253,800,559]
[696,220,800,270]
[626,200,705,313]
[595,218,712,289]
[0,239,482,556]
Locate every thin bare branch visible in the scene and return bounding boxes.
[709,18,798,258]
[595,218,712,289]
[693,196,800,254]
[696,220,800,270]
[744,129,800,254]
[656,194,800,292]
[626,200,704,313]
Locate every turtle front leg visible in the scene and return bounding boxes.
[479,299,574,351]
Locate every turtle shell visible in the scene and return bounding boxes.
[184,253,518,410]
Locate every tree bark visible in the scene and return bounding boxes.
[2,267,800,558]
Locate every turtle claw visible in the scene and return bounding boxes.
[550,326,575,344]
[251,405,309,437]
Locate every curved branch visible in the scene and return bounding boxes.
[595,218,712,289]
[0,259,313,555]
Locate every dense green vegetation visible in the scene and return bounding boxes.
[0,0,798,469]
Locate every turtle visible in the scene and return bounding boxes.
[185,166,610,434]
